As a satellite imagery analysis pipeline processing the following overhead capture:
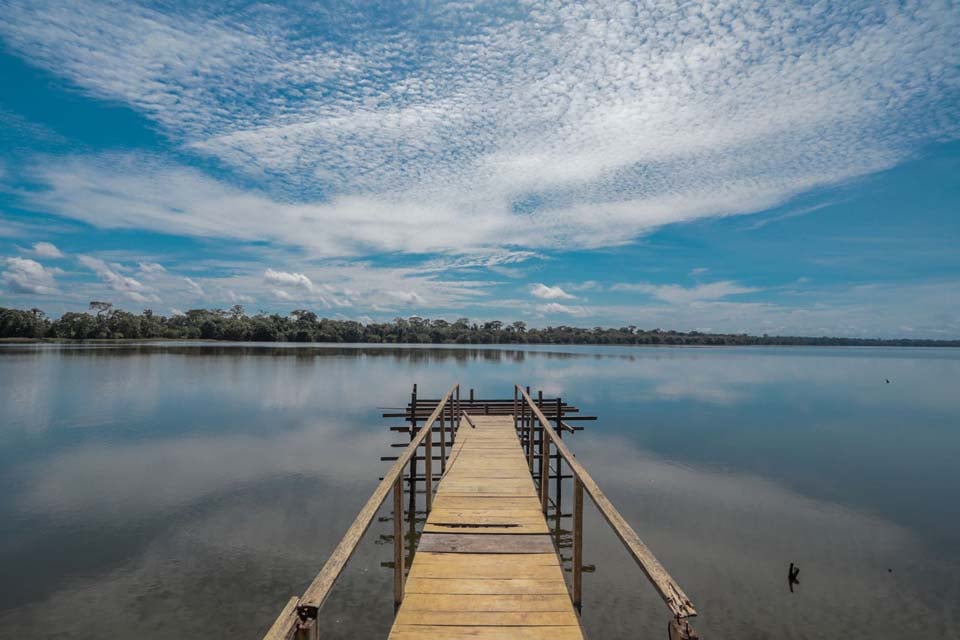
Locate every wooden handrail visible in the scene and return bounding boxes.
[264,383,459,638]
[516,384,697,620]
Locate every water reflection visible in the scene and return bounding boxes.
[0,344,958,639]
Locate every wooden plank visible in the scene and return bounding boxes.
[517,386,697,619]
[395,610,578,626]
[427,510,548,521]
[389,625,583,640]
[399,593,574,612]
[423,523,549,535]
[417,533,555,554]
[411,552,559,566]
[296,384,459,611]
[406,577,569,595]
[262,596,299,640]
[408,563,564,580]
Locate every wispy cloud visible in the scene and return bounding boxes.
[529,283,576,300]
[1,256,59,294]
[536,302,590,318]
[612,281,758,304]
[137,262,165,275]
[78,255,159,303]
[1,0,956,255]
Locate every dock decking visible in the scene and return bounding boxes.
[390,414,584,639]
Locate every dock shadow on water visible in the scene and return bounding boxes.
[1,343,959,639]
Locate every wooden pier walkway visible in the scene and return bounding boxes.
[391,414,583,639]
[263,384,700,640]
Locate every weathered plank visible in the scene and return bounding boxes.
[518,386,697,619]
[389,625,583,640]
[406,577,570,595]
[417,533,555,553]
[394,610,579,626]
[399,594,574,612]
[262,596,299,640]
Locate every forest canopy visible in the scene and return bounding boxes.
[1,304,957,346]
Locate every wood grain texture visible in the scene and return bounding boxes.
[388,414,583,640]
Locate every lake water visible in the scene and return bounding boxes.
[1,343,958,639]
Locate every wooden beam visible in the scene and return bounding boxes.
[294,384,459,615]
[516,385,697,620]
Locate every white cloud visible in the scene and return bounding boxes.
[183,277,205,297]
[529,283,576,300]
[612,281,758,304]
[1,256,59,294]
[77,255,158,303]
[138,262,165,275]
[0,1,955,255]
[264,268,313,291]
[227,290,254,304]
[537,302,590,317]
[690,267,709,276]
[32,241,63,258]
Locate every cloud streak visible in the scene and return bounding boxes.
[0,0,955,257]
[78,255,159,303]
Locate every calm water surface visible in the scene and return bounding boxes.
[1,344,958,639]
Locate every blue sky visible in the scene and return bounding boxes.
[0,0,958,337]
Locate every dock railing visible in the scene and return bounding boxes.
[262,383,460,640]
[514,384,700,640]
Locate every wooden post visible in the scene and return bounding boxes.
[526,400,534,471]
[440,402,447,474]
[293,620,319,640]
[540,433,549,513]
[573,477,583,608]
[668,618,699,640]
[513,386,518,431]
[555,396,563,526]
[393,477,404,608]
[408,384,418,515]
[425,416,433,513]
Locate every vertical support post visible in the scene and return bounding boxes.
[470,388,474,403]
[425,416,433,513]
[294,620,319,640]
[555,396,563,526]
[513,386,518,431]
[525,400,534,471]
[455,385,460,431]
[393,477,404,608]
[408,384,418,515]
[536,390,544,485]
[540,432,550,513]
[525,387,533,472]
[440,402,446,474]
[573,477,583,609]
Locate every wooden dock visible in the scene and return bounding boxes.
[263,384,700,640]
[391,414,583,639]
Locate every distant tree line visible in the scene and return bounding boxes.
[1,303,958,346]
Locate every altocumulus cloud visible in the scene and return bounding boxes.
[0,0,957,256]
